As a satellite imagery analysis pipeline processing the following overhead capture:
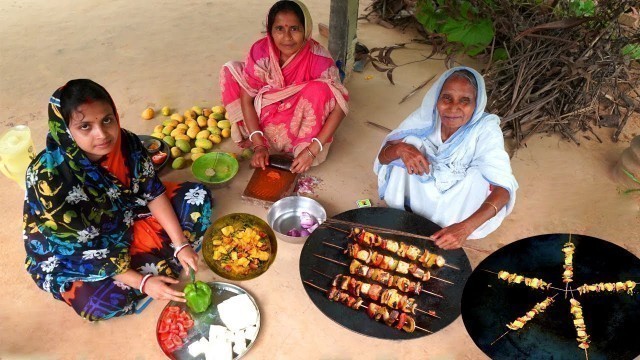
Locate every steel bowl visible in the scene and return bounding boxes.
[267,196,326,244]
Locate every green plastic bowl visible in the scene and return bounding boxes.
[191,152,239,185]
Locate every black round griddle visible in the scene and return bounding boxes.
[299,207,473,340]
[461,233,640,360]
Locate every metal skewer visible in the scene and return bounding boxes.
[490,293,559,346]
[312,269,441,319]
[322,225,460,271]
[319,243,454,285]
[302,280,433,334]
[313,254,445,298]
[322,218,492,254]
[479,269,567,291]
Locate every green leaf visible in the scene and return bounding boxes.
[622,44,640,60]
[492,48,509,62]
[441,17,494,55]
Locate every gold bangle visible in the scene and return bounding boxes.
[484,201,499,216]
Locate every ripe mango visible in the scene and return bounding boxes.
[191,106,203,116]
[153,125,164,133]
[174,134,191,141]
[191,147,205,154]
[151,132,164,140]
[191,153,205,161]
[170,128,186,137]
[196,130,211,140]
[203,108,212,117]
[162,125,175,136]
[162,119,178,127]
[195,138,214,150]
[185,119,198,128]
[208,127,221,136]
[212,112,225,120]
[221,128,231,138]
[170,146,183,158]
[186,127,199,139]
[163,136,176,147]
[197,116,208,127]
[184,110,197,119]
[217,120,231,129]
[161,106,171,116]
[211,105,226,114]
[171,113,185,123]
[175,139,192,153]
[207,118,218,128]
[141,107,154,120]
[209,134,222,144]
[172,157,186,170]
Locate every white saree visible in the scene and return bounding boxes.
[374,67,518,239]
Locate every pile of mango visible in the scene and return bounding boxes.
[148,105,234,169]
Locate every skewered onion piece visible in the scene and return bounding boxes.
[569,298,590,350]
[497,270,551,290]
[576,280,636,295]
[506,296,555,330]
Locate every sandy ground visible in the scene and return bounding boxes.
[1,1,639,359]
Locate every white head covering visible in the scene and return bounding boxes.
[374,66,518,214]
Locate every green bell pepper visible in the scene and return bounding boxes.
[184,281,212,313]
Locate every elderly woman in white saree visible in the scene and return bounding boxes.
[374,67,518,249]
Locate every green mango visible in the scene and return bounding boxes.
[175,139,192,153]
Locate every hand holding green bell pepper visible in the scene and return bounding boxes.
[184,280,212,313]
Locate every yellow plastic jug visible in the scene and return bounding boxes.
[0,125,35,189]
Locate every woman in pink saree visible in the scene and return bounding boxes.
[220,0,349,173]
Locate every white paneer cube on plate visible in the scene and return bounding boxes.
[206,338,232,360]
[218,294,258,331]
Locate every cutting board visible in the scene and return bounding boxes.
[242,154,298,205]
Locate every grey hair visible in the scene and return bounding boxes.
[447,70,478,94]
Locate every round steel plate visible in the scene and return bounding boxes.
[156,281,261,360]
[462,233,640,360]
[299,207,472,339]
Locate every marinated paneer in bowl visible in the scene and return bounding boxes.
[203,213,277,280]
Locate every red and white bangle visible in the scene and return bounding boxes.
[173,242,191,258]
[139,274,153,294]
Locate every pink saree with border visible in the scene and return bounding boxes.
[220,35,349,161]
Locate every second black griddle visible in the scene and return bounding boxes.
[461,233,640,360]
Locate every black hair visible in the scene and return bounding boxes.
[447,70,478,95]
[59,79,116,124]
[267,0,305,34]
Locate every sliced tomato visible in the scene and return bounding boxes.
[183,319,194,329]
[178,330,188,338]
[167,306,180,313]
[163,339,176,352]
[158,321,170,333]
[159,331,170,341]
[170,333,183,347]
